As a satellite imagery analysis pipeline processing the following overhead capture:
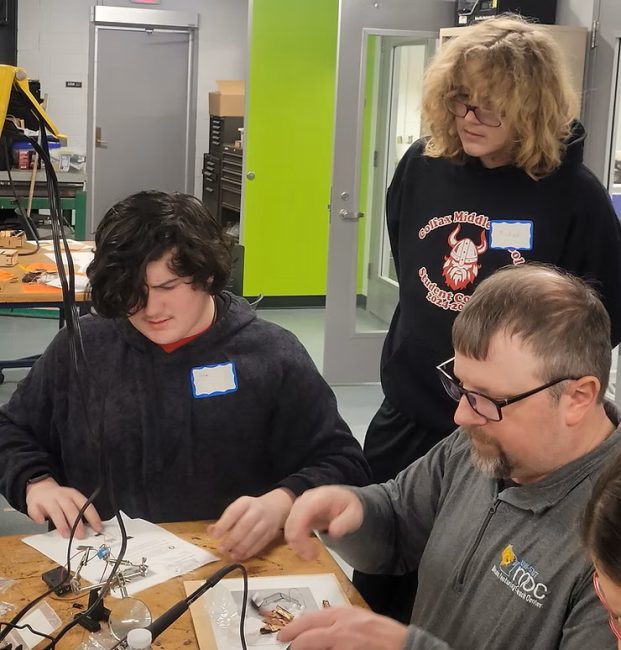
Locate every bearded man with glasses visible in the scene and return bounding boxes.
[282,264,621,650]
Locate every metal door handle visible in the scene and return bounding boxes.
[95,126,108,148]
[338,209,364,221]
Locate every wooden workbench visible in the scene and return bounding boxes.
[0,521,364,648]
[0,240,91,304]
[0,240,92,382]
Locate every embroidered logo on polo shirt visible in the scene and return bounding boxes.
[491,544,549,608]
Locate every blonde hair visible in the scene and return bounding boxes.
[422,15,579,179]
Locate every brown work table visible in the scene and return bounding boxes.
[0,521,365,648]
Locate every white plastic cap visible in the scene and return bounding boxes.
[126,627,152,649]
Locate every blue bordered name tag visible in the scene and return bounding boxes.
[489,220,533,250]
[191,362,238,398]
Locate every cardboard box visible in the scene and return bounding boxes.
[0,229,26,248]
[209,80,245,117]
[0,249,18,267]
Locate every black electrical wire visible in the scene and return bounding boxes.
[0,478,104,645]
[147,563,249,648]
[26,128,129,649]
[0,620,56,644]
[43,456,128,649]
[0,584,56,644]
[0,107,127,648]
[0,123,101,647]
[108,563,250,650]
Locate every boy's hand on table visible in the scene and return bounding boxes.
[26,477,103,538]
[209,488,294,560]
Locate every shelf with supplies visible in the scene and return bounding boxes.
[202,114,244,295]
[202,152,221,224]
[202,115,244,240]
[202,144,243,240]
[209,115,243,156]
[220,144,243,215]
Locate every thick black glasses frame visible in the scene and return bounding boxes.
[436,357,579,422]
[446,100,502,128]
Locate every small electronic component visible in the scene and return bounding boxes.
[41,566,71,596]
[70,544,148,599]
[251,591,303,635]
[258,605,294,634]
[273,605,294,622]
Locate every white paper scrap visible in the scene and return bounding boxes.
[1,600,60,649]
[45,273,90,292]
[44,250,94,273]
[22,513,219,597]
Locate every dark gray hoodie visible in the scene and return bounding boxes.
[0,292,370,522]
[327,406,620,649]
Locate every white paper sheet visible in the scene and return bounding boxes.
[22,513,219,597]
[44,273,90,291]
[39,239,93,252]
[43,250,94,273]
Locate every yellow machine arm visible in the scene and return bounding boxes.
[0,64,65,140]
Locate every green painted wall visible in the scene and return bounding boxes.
[243,0,338,297]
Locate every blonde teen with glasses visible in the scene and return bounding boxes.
[358,13,621,621]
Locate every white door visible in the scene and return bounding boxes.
[323,0,454,384]
[87,7,198,233]
[365,36,436,325]
[581,0,621,182]
[581,0,621,404]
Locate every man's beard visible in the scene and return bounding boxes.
[465,427,513,479]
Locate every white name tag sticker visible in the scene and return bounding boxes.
[489,220,533,250]
[191,362,238,398]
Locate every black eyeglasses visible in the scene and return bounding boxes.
[436,357,579,422]
[446,98,502,128]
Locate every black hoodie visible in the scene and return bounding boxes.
[381,122,621,438]
[0,293,371,522]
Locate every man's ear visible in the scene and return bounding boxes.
[563,376,600,426]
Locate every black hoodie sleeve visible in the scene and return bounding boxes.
[265,331,371,495]
[386,139,427,279]
[0,329,69,513]
[560,167,621,346]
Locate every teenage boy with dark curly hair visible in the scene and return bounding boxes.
[0,190,370,560]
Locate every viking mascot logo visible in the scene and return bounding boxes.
[442,225,487,290]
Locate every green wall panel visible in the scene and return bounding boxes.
[243,0,338,296]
